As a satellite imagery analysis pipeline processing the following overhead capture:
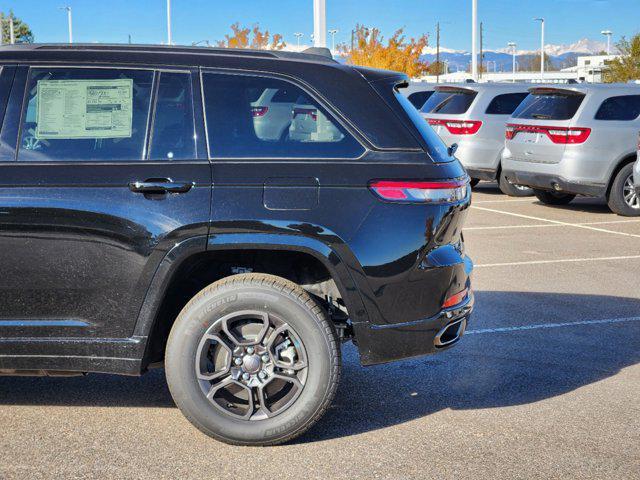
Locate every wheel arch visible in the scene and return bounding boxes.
[134,233,368,371]
[606,152,637,198]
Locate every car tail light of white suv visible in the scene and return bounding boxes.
[506,124,591,144]
[428,119,483,135]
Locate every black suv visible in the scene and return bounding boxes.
[0,44,473,445]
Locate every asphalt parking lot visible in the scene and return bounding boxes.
[1,183,639,480]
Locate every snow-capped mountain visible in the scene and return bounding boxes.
[493,38,610,56]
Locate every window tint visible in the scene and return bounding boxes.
[150,72,196,160]
[202,73,364,158]
[595,95,640,121]
[512,91,584,120]
[485,92,529,115]
[19,68,153,161]
[407,90,434,109]
[420,89,477,114]
[271,87,300,103]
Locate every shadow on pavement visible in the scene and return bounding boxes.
[0,292,638,444]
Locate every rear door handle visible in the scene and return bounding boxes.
[129,178,194,194]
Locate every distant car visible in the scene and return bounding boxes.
[401,82,435,109]
[502,84,640,216]
[421,83,531,196]
[250,87,299,141]
[634,131,640,198]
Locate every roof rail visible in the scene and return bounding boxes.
[301,47,333,59]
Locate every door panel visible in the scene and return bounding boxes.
[0,67,211,341]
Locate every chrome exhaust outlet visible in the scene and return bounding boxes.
[434,317,467,347]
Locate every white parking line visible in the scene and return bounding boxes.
[473,198,535,204]
[466,219,640,231]
[466,315,640,335]
[475,255,640,268]
[472,205,640,239]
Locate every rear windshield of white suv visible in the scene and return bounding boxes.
[420,88,478,115]
[512,90,585,121]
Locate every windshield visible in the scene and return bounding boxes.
[512,91,585,121]
[421,89,477,114]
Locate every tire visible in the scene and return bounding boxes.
[498,171,533,197]
[533,189,576,205]
[165,273,341,446]
[607,163,640,216]
[469,178,480,188]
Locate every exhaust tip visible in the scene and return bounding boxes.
[434,318,467,347]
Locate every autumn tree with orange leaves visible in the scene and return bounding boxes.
[341,25,429,77]
[217,23,286,50]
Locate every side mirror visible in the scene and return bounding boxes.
[448,143,459,157]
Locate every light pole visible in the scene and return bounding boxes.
[534,18,545,79]
[328,29,338,51]
[294,32,303,48]
[313,0,327,48]
[508,42,517,82]
[471,0,478,81]
[60,6,73,43]
[601,30,613,55]
[166,0,172,45]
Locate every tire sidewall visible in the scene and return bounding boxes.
[609,163,640,216]
[165,279,335,445]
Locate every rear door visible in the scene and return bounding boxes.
[0,65,210,341]
[506,87,586,165]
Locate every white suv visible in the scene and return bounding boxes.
[421,83,530,196]
[502,84,640,216]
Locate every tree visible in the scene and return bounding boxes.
[216,23,285,50]
[604,34,640,83]
[340,25,429,77]
[521,53,555,72]
[0,10,34,44]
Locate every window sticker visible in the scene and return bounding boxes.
[35,79,133,139]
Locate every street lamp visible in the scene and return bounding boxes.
[601,30,613,55]
[534,18,545,79]
[508,42,517,82]
[166,0,172,45]
[59,6,73,44]
[294,32,304,48]
[471,0,478,81]
[328,29,338,51]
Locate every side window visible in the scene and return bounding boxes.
[202,72,364,158]
[18,67,153,161]
[149,72,195,160]
[485,92,529,115]
[595,95,640,121]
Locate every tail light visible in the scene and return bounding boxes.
[293,108,318,121]
[443,288,469,308]
[251,106,269,117]
[428,119,482,135]
[506,124,591,144]
[369,179,468,203]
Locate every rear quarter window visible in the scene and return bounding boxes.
[485,92,529,115]
[407,90,434,109]
[512,91,584,121]
[594,95,640,121]
[421,89,477,114]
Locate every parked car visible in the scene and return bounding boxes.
[421,83,532,196]
[402,82,435,109]
[633,131,640,199]
[0,44,473,446]
[250,87,300,141]
[502,84,640,216]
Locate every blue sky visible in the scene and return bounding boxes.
[3,0,639,51]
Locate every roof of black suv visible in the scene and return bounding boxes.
[0,43,427,153]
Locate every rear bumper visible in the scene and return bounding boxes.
[466,167,497,181]
[354,255,474,366]
[503,170,606,197]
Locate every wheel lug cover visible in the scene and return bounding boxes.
[258,371,267,379]
[242,372,250,381]
[234,357,242,366]
[261,354,270,363]
[246,346,255,354]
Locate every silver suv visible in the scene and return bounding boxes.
[421,83,531,196]
[502,84,640,216]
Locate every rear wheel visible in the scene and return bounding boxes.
[165,273,340,446]
[533,189,576,205]
[499,171,533,197]
[607,163,640,216]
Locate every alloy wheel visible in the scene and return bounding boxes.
[195,310,308,421]
[623,174,639,209]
